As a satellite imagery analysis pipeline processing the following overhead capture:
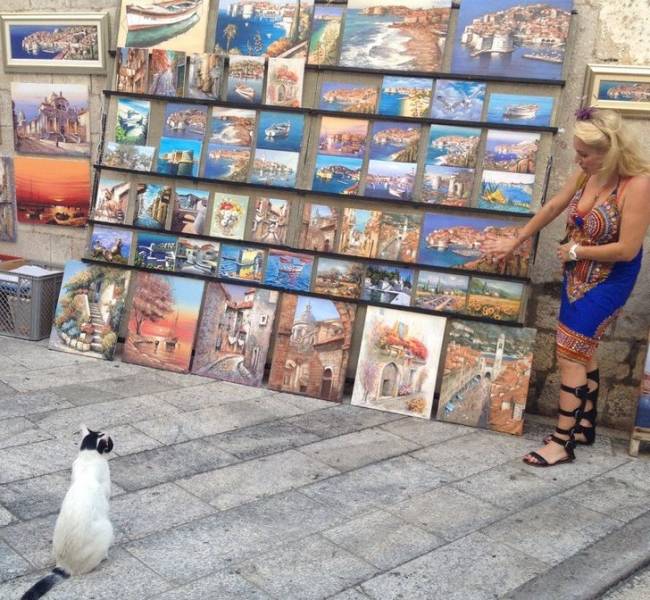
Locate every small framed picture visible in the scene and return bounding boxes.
[583,64,650,117]
[1,12,110,74]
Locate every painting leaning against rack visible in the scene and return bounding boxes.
[583,64,650,117]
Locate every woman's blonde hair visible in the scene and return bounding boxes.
[574,108,650,177]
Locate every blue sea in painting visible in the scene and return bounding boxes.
[204,143,249,180]
[486,94,554,127]
[9,24,96,60]
[226,74,263,104]
[319,82,378,113]
[256,112,304,152]
[136,232,176,270]
[431,80,486,121]
[90,228,131,261]
[597,80,650,102]
[478,181,533,213]
[215,10,287,56]
[264,253,313,292]
[426,125,481,165]
[312,154,362,195]
[369,122,420,161]
[218,244,264,280]
[156,137,202,177]
[378,77,433,117]
[249,149,298,188]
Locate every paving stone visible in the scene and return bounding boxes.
[268,392,335,413]
[49,382,123,405]
[602,459,650,491]
[0,381,16,395]
[0,539,32,583]
[157,570,271,600]
[0,439,79,484]
[602,565,650,599]
[156,370,219,388]
[0,505,16,527]
[12,348,88,370]
[322,509,444,570]
[178,449,338,510]
[239,534,377,600]
[328,589,371,600]
[0,416,51,449]
[106,424,162,456]
[83,373,179,399]
[0,362,122,393]
[0,514,58,568]
[0,391,73,419]
[379,418,473,447]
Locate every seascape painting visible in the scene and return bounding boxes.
[430,79,486,121]
[318,116,368,158]
[484,129,540,174]
[422,165,475,207]
[102,142,155,172]
[204,144,250,181]
[415,271,469,313]
[351,305,446,418]
[365,160,417,201]
[249,148,299,188]
[89,225,133,264]
[211,107,255,147]
[319,81,379,114]
[115,47,148,94]
[116,98,150,145]
[156,136,202,177]
[92,176,129,225]
[134,183,172,230]
[192,283,279,387]
[263,249,314,292]
[338,207,381,258]
[251,197,290,244]
[185,53,224,100]
[148,49,186,96]
[163,103,208,139]
[226,55,265,104]
[313,257,364,299]
[312,155,362,195]
[479,170,535,213]
[256,111,305,153]
[297,203,338,252]
[265,57,305,108]
[134,231,177,271]
[465,277,524,322]
[362,264,414,306]
[376,211,421,263]
[0,157,17,242]
[437,320,536,435]
[308,5,344,66]
[218,244,265,282]
[174,237,220,275]
[209,193,249,239]
[426,125,481,168]
[170,187,209,234]
[369,121,421,162]
[379,76,433,118]
[486,93,555,127]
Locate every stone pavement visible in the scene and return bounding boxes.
[1,337,649,600]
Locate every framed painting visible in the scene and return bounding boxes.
[0,157,17,242]
[1,12,110,74]
[583,64,650,117]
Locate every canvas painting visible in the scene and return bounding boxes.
[351,305,446,418]
[170,187,209,234]
[465,277,524,322]
[103,142,155,172]
[264,249,314,292]
[486,93,555,127]
[369,121,421,162]
[14,156,90,227]
[339,207,381,258]
[362,264,414,306]
[134,231,177,270]
[116,98,150,145]
[226,55,265,104]
[148,49,185,96]
[211,107,255,147]
[185,53,224,100]
[312,155,362,195]
[163,103,208,139]
[313,257,364,299]
[134,183,172,230]
[192,282,279,386]
[92,176,129,225]
[250,197,290,244]
[249,149,299,188]
[422,165,475,207]
[451,0,572,81]
[49,261,130,361]
[479,170,535,213]
[115,47,148,94]
[633,332,650,428]
[339,0,452,72]
[379,77,433,118]
[297,203,339,253]
[204,144,250,182]
[268,293,356,402]
[484,130,540,174]
[265,57,305,108]
[218,244,265,282]
[437,320,536,435]
[427,125,481,169]
[430,79,486,121]
[122,271,204,373]
[117,0,210,53]
[175,237,220,275]
[415,270,469,313]
[308,5,344,66]
[157,136,202,177]
[318,116,368,158]
[12,82,89,156]
[256,111,305,153]
[584,64,650,117]
[209,193,249,240]
[376,211,421,263]
[365,160,417,201]
[0,157,17,242]
[89,225,133,264]
[319,81,378,114]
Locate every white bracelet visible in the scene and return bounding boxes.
[568,243,580,261]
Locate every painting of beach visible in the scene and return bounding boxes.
[226,55,265,104]
[314,257,364,299]
[256,111,305,153]
[163,103,207,139]
[484,129,540,174]
[365,160,417,201]
[430,79,486,121]
[379,76,433,118]
[0,157,17,242]
[204,143,250,181]
[339,0,452,72]
[218,244,265,282]
[156,137,202,177]
[134,183,171,230]
[249,148,298,188]
[422,165,474,207]
[376,211,421,263]
[319,81,379,114]
[170,187,209,234]
[115,47,148,94]
[308,5,344,66]
[116,98,149,145]
[465,277,524,322]
[486,93,554,127]
[318,117,369,158]
[265,57,305,108]
[415,271,469,312]
[148,49,185,96]
[209,193,249,239]
[312,155,362,195]
[185,53,224,100]
[174,237,220,275]
[338,207,381,258]
[103,142,155,172]
[134,231,177,271]
[264,249,314,292]
[370,121,421,162]
[427,125,481,168]
[211,107,255,147]
[362,264,414,306]
[297,203,339,252]
[251,197,290,244]
[89,225,133,264]
[93,176,129,225]
[479,170,535,213]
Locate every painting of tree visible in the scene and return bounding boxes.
[130,272,174,335]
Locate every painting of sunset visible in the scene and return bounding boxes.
[14,156,90,226]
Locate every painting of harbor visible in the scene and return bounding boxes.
[204,144,250,181]
[218,244,265,282]
[375,211,421,263]
[297,203,338,252]
[486,93,554,127]
[174,237,220,275]
[211,107,255,147]
[170,187,209,234]
[465,277,524,322]
[415,271,469,313]
[103,142,155,172]
[484,130,540,174]
[427,125,481,168]
[437,320,536,435]
[365,160,417,201]
[185,53,223,99]
[115,47,148,94]
[134,183,171,230]
[148,49,186,96]
[192,283,279,387]
[0,157,17,242]
[256,111,304,153]
[265,57,305,108]
[116,98,150,145]
[308,5,344,66]
[598,80,650,103]
[251,196,289,244]
[122,272,204,373]
[209,193,249,239]
[430,79,486,121]
[163,103,207,139]
[226,55,265,104]
[93,176,129,225]
[379,76,433,118]
[314,257,364,299]
[422,165,475,207]
[318,116,368,158]
[264,249,314,292]
[156,136,202,177]
[362,264,414,306]
[249,148,298,188]
[479,170,535,213]
[351,305,446,419]
[319,81,378,114]
[369,121,421,162]
[134,231,177,271]
[339,0,452,73]
[89,225,133,264]
[312,155,362,195]
[338,207,381,258]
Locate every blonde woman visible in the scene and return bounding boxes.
[485,107,650,467]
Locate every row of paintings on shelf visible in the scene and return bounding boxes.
[50,260,537,435]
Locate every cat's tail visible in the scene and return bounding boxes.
[20,567,69,600]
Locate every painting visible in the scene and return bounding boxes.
[479,170,535,213]
[134,183,172,230]
[92,175,129,225]
[256,111,305,153]
[116,98,150,145]
[632,332,650,428]
[484,130,540,174]
[369,121,420,162]
[226,55,265,104]
[1,12,110,74]
[209,193,249,239]
[318,116,368,158]
[308,5,343,66]
[376,211,421,263]
[313,257,364,299]
[174,237,220,275]
[204,145,250,182]
[102,142,155,171]
[312,155,362,195]
[49,261,130,360]
[134,231,177,271]
[115,47,148,94]
[319,81,378,114]
[339,0,451,73]
[422,165,475,207]
[117,0,210,53]
[218,244,265,282]
[170,187,209,234]
[451,0,572,81]
[583,64,650,117]
[430,79,486,121]
[418,212,532,277]
[250,197,290,244]
[339,207,381,258]
[362,264,414,306]
[122,272,204,373]
[163,103,208,139]
[437,320,536,435]
[486,93,554,127]
[351,306,446,418]
[89,225,133,264]
[268,293,356,402]
[415,270,469,313]
[365,160,417,201]
[264,249,314,292]
[249,148,299,188]
[0,157,17,242]
[12,82,90,156]
[156,136,202,177]
[185,53,224,100]
[297,203,338,253]
[427,125,481,169]
[465,277,524,322]
[14,156,90,227]
[148,49,186,96]
[265,57,305,108]
[379,77,433,118]
[192,283,279,386]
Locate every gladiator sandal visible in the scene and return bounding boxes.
[574,369,599,445]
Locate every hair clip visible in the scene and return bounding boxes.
[575,106,596,121]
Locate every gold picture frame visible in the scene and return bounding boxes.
[583,64,650,117]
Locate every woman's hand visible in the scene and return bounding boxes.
[556,241,575,263]
[482,237,519,260]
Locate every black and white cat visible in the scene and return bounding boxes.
[21,425,114,600]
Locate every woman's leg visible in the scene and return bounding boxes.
[573,356,599,443]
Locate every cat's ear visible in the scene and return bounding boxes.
[97,436,113,455]
[80,424,90,438]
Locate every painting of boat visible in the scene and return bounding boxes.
[503,104,538,120]
[265,122,290,138]
[126,0,203,30]
[235,83,255,101]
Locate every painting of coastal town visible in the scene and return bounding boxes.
[338,208,381,258]
[308,5,343,66]
[265,57,305,108]
[226,55,265,104]
[339,0,452,72]
[365,160,417,201]
[185,53,224,100]
[264,249,313,292]
[465,277,524,322]
[174,238,220,275]
[430,79,486,121]
[251,197,290,244]
[249,148,299,188]
[93,176,129,225]
[362,264,414,306]
[49,261,130,361]
[157,136,202,177]
[134,183,171,230]
[122,272,204,373]
[427,125,481,168]
[163,103,207,139]
[422,165,475,207]
[218,244,265,282]
[103,142,155,172]
[314,258,364,299]
[415,270,469,313]
[318,117,368,158]
[134,231,176,271]
[484,130,540,174]
[12,82,90,156]
[192,283,279,387]
[319,81,379,114]
[370,121,421,162]
[479,170,535,213]
[451,0,572,81]
[89,225,133,265]
[351,306,446,418]
[211,107,255,147]
[633,331,650,429]
[116,98,150,145]
[14,156,90,227]
[486,93,555,127]
[256,111,304,153]
[204,144,250,182]
[148,49,186,96]
[590,68,650,116]
[209,193,249,239]
[374,212,419,263]
[170,187,209,234]
[115,47,148,94]
[312,155,363,195]
[437,320,536,435]
[297,203,338,252]
[0,157,17,242]
[379,77,433,118]
[268,294,356,402]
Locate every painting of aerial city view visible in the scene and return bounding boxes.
[370,121,420,162]
[312,155,362,195]
[122,272,204,373]
[338,208,381,258]
[415,270,469,313]
[205,144,251,181]
[365,160,417,201]
[339,0,452,72]
[379,76,433,118]
[351,305,446,418]
[116,98,150,145]
[192,283,279,387]
[297,203,338,252]
[308,5,344,66]
[89,225,133,264]
[15,156,90,227]
[264,249,314,292]
[102,142,155,171]
[0,157,17,242]
[452,0,572,80]
[362,264,414,306]
[170,187,209,234]
[49,261,131,361]
[148,49,186,96]
[256,111,304,153]
[163,103,207,139]
[422,165,475,207]
[134,183,172,230]
[465,277,524,322]
[115,47,148,94]
[249,148,298,187]
[268,293,356,402]
[486,93,554,127]
[313,257,364,299]
[319,81,379,114]
[174,238,220,275]
[430,79,486,121]
[479,170,535,213]
[376,211,421,263]
[12,82,89,156]
[265,57,305,108]
[484,130,540,174]
[251,197,290,244]
[209,193,249,239]
[427,125,481,168]
[318,117,368,158]
[134,231,177,271]
[185,53,224,100]
[218,244,264,282]
[157,136,202,177]
[226,56,265,103]
[211,107,255,147]
[437,320,536,435]
[597,79,650,104]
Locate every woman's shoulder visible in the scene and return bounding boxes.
[622,174,650,195]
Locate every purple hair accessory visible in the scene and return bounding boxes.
[575,106,596,121]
